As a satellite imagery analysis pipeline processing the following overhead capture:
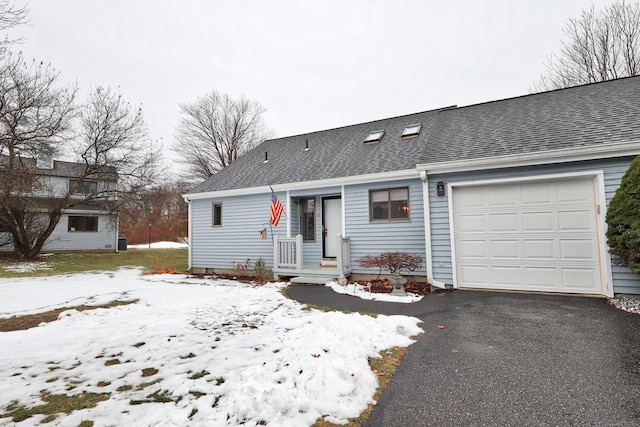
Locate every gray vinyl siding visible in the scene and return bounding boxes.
[44,213,117,251]
[345,178,426,275]
[427,156,640,294]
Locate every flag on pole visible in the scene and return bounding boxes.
[270,188,283,226]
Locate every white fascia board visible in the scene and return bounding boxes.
[183,169,420,200]
[417,141,640,174]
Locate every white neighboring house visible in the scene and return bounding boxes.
[0,156,119,253]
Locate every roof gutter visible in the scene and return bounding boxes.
[417,141,640,175]
[183,169,420,201]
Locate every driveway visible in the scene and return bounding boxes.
[286,286,640,426]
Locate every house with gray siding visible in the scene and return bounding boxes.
[0,158,119,252]
[184,76,640,296]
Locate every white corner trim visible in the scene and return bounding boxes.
[417,141,640,174]
[183,169,420,200]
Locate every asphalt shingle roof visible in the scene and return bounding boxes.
[188,76,640,195]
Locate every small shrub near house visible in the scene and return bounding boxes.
[358,252,423,276]
[606,155,640,274]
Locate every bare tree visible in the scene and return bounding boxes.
[0,0,28,52]
[172,90,272,181]
[0,51,77,258]
[0,52,160,259]
[533,1,640,91]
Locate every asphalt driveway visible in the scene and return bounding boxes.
[285,286,640,426]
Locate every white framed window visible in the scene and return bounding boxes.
[69,179,98,195]
[370,187,409,221]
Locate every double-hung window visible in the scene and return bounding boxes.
[370,187,409,221]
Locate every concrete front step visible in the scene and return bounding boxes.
[290,276,337,285]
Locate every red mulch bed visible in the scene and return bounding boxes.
[365,279,431,296]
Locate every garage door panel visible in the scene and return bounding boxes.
[494,267,521,286]
[557,180,593,203]
[458,239,487,258]
[460,265,489,285]
[522,211,554,231]
[521,183,551,204]
[523,239,555,259]
[524,267,557,287]
[489,186,517,206]
[562,268,599,289]
[491,240,519,259]
[489,213,517,232]
[558,210,593,231]
[453,176,603,295]
[559,239,597,260]
[457,214,485,233]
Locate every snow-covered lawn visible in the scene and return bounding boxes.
[0,269,422,426]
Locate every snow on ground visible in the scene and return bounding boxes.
[0,269,422,426]
[326,281,423,303]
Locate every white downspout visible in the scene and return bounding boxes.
[421,170,446,289]
[186,197,192,272]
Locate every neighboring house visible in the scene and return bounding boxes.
[0,157,119,252]
[184,76,640,296]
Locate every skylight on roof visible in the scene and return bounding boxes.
[364,130,385,143]
[402,123,422,138]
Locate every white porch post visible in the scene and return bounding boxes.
[295,234,303,270]
[286,190,291,238]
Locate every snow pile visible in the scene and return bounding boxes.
[326,281,423,303]
[0,270,422,426]
[1,261,53,273]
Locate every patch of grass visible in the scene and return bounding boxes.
[0,391,110,423]
[104,359,121,367]
[45,377,59,383]
[116,385,133,392]
[130,390,176,405]
[133,342,145,348]
[0,248,187,279]
[141,367,158,377]
[189,390,207,398]
[96,381,110,388]
[136,379,162,391]
[180,352,197,359]
[189,370,209,380]
[78,421,94,427]
[189,407,198,418]
[0,300,137,332]
[312,346,407,427]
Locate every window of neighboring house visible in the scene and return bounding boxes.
[68,216,98,232]
[212,202,222,227]
[370,187,410,221]
[69,179,98,195]
[299,197,315,241]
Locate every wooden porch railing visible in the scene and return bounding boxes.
[273,234,351,273]
[273,235,303,270]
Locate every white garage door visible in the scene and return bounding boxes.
[452,176,604,294]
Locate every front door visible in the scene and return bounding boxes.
[322,197,342,259]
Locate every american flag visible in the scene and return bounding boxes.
[270,188,283,226]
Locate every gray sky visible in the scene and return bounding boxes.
[11,0,613,170]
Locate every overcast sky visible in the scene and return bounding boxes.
[10,0,613,170]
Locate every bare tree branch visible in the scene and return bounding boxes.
[172,90,272,181]
[532,1,640,91]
